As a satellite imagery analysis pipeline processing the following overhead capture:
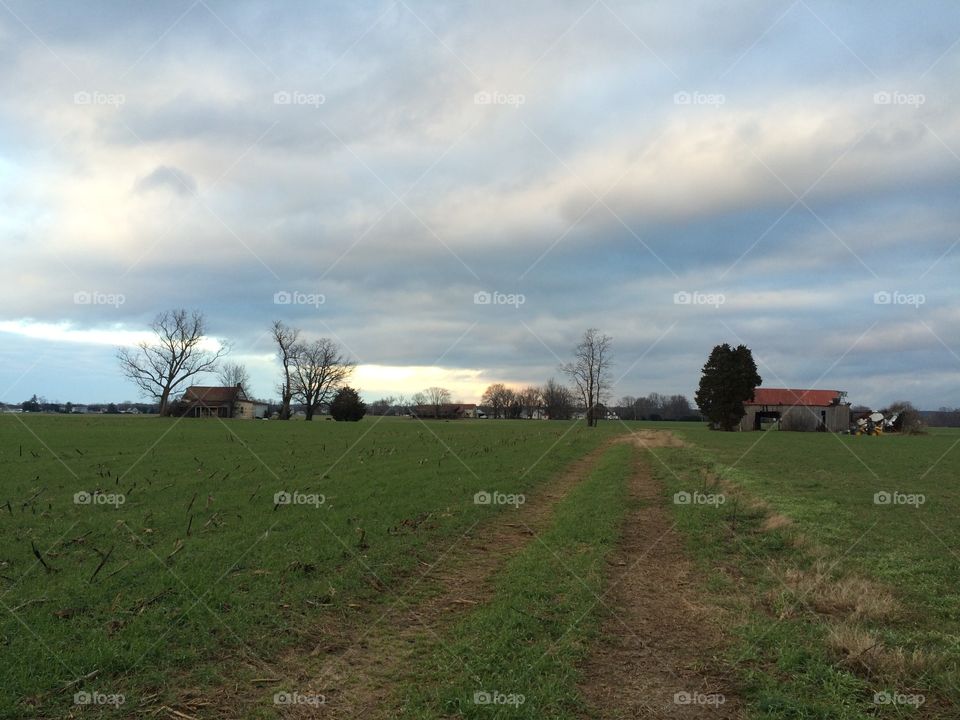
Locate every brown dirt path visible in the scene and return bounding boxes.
[265,436,622,719]
[578,431,743,719]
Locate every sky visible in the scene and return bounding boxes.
[2,0,960,407]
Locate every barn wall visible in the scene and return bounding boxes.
[826,404,850,432]
[739,404,851,432]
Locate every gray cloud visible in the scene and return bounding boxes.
[134,165,198,196]
[2,0,960,408]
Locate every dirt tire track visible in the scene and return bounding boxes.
[578,431,743,719]
[271,436,622,719]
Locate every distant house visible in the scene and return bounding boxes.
[573,405,614,422]
[741,388,850,432]
[411,403,479,419]
[520,408,547,420]
[180,385,268,419]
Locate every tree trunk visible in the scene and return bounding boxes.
[304,403,314,421]
[280,392,291,420]
[159,387,172,416]
[587,378,595,427]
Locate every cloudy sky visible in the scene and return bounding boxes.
[2,0,960,407]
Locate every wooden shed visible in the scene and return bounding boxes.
[740,388,850,432]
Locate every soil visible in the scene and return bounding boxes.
[577,431,743,719]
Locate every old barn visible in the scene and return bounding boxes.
[180,385,268,419]
[740,388,850,432]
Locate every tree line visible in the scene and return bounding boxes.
[115,309,359,420]
[113,315,706,426]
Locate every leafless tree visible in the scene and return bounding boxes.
[561,328,613,427]
[883,400,927,434]
[541,378,574,420]
[481,383,514,419]
[217,361,251,391]
[370,396,397,416]
[271,321,300,420]
[290,338,354,420]
[117,309,228,416]
[423,386,451,418]
[618,395,638,420]
[518,386,542,419]
[662,394,693,420]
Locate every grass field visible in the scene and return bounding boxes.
[654,424,960,719]
[0,415,625,718]
[2,415,958,718]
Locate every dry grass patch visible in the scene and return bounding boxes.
[760,513,793,532]
[827,624,940,680]
[768,561,899,622]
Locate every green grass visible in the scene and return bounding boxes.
[649,424,960,718]
[0,415,626,719]
[395,442,634,719]
[5,416,958,718]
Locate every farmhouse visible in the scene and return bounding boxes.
[179,385,268,419]
[411,403,479,419]
[740,388,850,432]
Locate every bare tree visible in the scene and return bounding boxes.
[424,387,451,418]
[618,395,638,421]
[481,383,514,419]
[541,378,574,420]
[518,386,542,419]
[217,361,251,391]
[883,400,927,435]
[290,338,354,420]
[561,329,613,427]
[271,321,300,420]
[662,394,693,420]
[370,396,397,416]
[117,309,228,416]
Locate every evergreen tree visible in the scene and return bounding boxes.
[695,344,761,431]
[329,386,367,422]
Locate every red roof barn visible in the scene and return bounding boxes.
[742,388,850,432]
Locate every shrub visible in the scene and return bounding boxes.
[330,386,366,422]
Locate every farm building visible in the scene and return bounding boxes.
[411,403,479,419]
[179,385,268,419]
[740,388,850,432]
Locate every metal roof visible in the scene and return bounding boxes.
[747,388,844,407]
